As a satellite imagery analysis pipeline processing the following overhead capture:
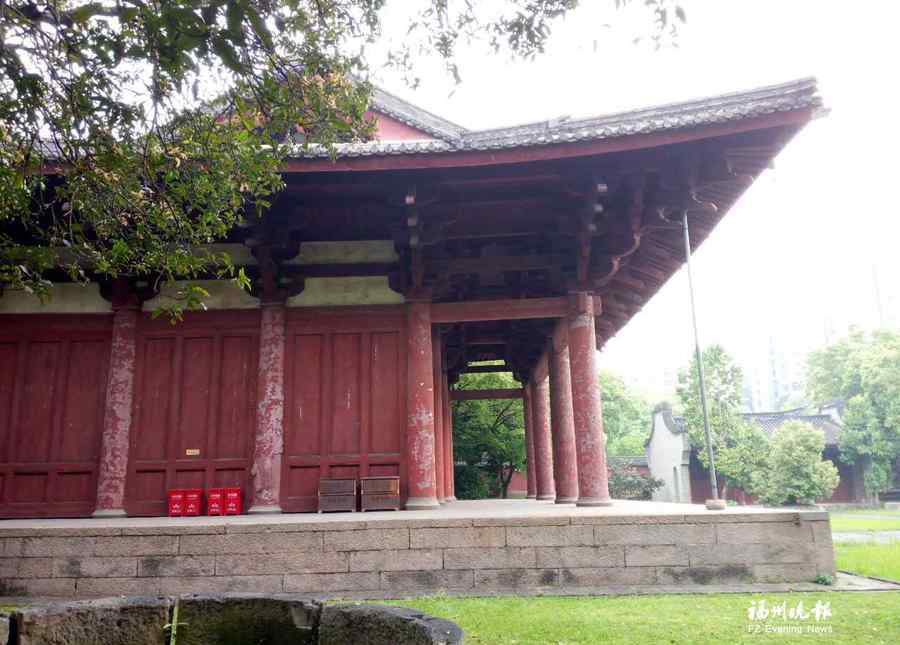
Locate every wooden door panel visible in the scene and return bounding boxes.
[58,340,107,463]
[370,332,402,454]
[125,311,258,516]
[0,342,19,464]
[217,337,255,459]
[330,333,362,456]
[0,315,111,518]
[17,341,61,464]
[282,306,406,513]
[177,337,214,461]
[288,334,324,457]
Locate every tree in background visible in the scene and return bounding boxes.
[600,371,652,456]
[452,371,524,499]
[751,421,839,505]
[677,344,767,499]
[1,1,682,311]
[807,329,900,495]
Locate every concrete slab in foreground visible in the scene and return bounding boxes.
[0,500,836,598]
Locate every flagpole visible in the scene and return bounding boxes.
[682,211,725,511]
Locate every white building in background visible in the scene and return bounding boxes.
[645,403,692,504]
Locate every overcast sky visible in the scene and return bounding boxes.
[370,0,900,393]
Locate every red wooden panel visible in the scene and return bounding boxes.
[135,338,175,461]
[330,334,361,455]
[369,463,400,477]
[177,337,213,461]
[329,465,360,480]
[217,337,254,459]
[11,472,47,502]
[285,465,320,512]
[0,343,17,464]
[58,340,107,463]
[288,334,323,457]
[370,332,401,454]
[0,315,111,517]
[125,311,258,516]
[54,471,93,502]
[281,306,407,512]
[17,342,60,464]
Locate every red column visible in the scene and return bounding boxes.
[568,292,612,506]
[93,305,138,517]
[523,384,537,499]
[549,323,579,504]
[405,301,440,509]
[442,370,455,502]
[531,355,556,501]
[432,330,446,503]
[249,302,286,514]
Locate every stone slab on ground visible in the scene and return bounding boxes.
[0,499,836,599]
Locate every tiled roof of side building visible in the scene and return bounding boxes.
[291,77,823,158]
[742,412,841,445]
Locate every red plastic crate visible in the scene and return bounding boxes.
[207,489,224,516]
[223,487,242,515]
[166,490,185,517]
[183,488,203,516]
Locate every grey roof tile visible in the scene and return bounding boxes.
[290,77,821,160]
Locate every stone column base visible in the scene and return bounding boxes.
[248,504,283,515]
[406,497,441,510]
[705,498,727,511]
[92,508,127,518]
[555,497,578,504]
[577,497,614,507]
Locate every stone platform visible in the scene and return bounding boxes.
[0,500,835,598]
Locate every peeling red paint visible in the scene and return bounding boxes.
[442,370,455,501]
[568,292,612,506]
[405,302,439,507]
[531,356,556,501]
[432,335,446,502]
[94,306,138,514]
[250,303,286,511]
[523,385,537,499]
[549,323,579,503]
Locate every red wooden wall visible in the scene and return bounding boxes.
[125,311,259,516]
[0,315,111,518]
[281,306,406,512]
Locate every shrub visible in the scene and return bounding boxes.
[750,420,840,505]
[453,464,491,500]
[607,463,664,500]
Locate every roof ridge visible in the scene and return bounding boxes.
[370,86,468,142]
[461,77,820,142]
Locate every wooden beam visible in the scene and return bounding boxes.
[296,262,398,277]
[451,388,524,401]
[429,254,569,275]
[431,297,568,323]
[462,364,511,373]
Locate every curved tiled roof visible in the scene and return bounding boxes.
[291,77,822,159]
[743,411,841,445]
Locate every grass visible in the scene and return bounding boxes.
[393,593,900,644]
[829,509,900,533]
[834,540,900,582]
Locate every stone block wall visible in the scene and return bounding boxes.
[0,511,835,597]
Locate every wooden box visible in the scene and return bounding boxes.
[360,476,401,512]
[318,479,357,513]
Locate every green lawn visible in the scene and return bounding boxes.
[393,593,899,644]
[829,510,900,533]
[834,540,900,582]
